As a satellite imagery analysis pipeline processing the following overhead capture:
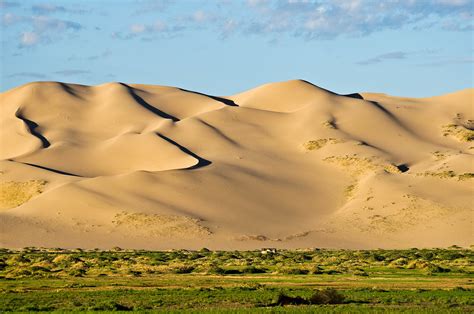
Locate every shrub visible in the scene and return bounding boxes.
[273,293,308,306]
[128,270,142,276]
[171,265,195,274]
[352,269,369,276]
[278,267,309,275]
[242,266,267,274]
[206,266,226,275]
[309,288,345,304]
[68,268,86,277]
[89,301,132,311]
[311,265,324,274]
[221,268,242,274]
[458,173,474,181]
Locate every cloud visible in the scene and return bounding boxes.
[87,49,112,61]
[114,19,186,40]
[31,15,81,32]
[125,0,473,41]
[8,72,46,79]
[357,51,408,65]
[1,12,26,26]
[7,69,91,81]
[130,23,147,34]
[356,49,462,66]
[31,3,89,15]
[4,14,84,47]
[31,4,67,14]
[234,0,474,39]
[0,0,20,9]
[132,0,173,16]
[20,31,40,46]
[53,70,90,76]
[189,10,213,23]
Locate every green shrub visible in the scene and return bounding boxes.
[309,288,345,304]
[311,265,324,274]
[273,293,307,306]
[128,270,142,276]
[89,301,132,311]
[242,266,267,274]
[352,269,369,276]
[171,265,195,274]
[206,266,226,275]
[68,268,86,277]
[278,267,309,275]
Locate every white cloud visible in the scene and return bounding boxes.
[5,15,83,47]
[130,23,146,33]
[20,31,40,46]
[32,15,81,32]
[247,0,268,7]
[0,0,20,9]
[118,0,473,41]
[192,10,207,23]
[1,12,25,26]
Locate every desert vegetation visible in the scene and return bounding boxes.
[0,247,472,312]
[323,154,401,176]
[303,138,345,151]
[442,124,474,142]
[417,171,474,181]
[0,180,46,209]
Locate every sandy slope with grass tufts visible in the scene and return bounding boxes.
[0,80,472,249]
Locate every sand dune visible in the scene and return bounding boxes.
[0,80,472,249]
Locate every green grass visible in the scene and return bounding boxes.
[0,248,473,312]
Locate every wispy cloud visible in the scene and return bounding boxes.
[53,70,90,76]
[113,19,186,40]
[356,49,472,67]
[87,49,112,61]
[132,0,173,16]
[2,14,84,47]
[7,70,92,79]
[0,0,20,9]
[31,3,88,15]
[31,4,67,14]
[8,72,47,79]
[241,0,473,39]
[115,0,473,42]
[357,51,408,65]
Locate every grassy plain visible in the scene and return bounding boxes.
[0,247,472,312]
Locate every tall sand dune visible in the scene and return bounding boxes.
[0,80,472,249]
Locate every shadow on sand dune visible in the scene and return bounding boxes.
[156,133,212,170]
[120,83,180,122]
[179,88,239,107]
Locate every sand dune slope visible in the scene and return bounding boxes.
[0,80,472,249]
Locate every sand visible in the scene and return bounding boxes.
[0,80,472,249]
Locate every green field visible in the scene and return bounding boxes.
[1,247,473,312]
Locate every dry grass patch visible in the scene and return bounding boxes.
[323,154,401,176]
[458,173,474,181]
[442,124,474,142]
[111,211,211,238]
[303,138,345,151]
[417,171,474,181]
[0,180,47,209]
[344,184,357,199]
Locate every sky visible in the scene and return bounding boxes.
[0,0,473,96]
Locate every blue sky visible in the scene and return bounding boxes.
[1,0,473,96]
